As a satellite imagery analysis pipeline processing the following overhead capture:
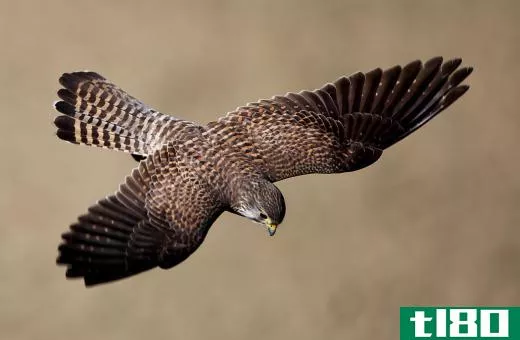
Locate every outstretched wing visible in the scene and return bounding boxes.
[206,57,472,182]
[57,142,224,286]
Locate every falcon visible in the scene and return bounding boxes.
[53,57,472,286]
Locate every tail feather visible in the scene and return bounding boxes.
[55,100,134,136]
[58,72,157,122]
[54,115,150,155]
[53,71,202,160]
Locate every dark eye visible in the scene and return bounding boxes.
[259,212,267,219]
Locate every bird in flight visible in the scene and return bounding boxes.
[54,57,472,286]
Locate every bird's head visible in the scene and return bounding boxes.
[232,179,286,236]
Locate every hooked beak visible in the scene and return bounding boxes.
[265,218,278,236]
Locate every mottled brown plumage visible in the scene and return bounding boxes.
[54,57,472,286]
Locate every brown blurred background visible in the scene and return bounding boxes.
[1,1,519,339]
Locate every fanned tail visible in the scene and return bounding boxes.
[53,71,202,160]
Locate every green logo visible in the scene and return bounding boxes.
[400,307,520,339]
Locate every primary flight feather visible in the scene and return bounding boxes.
[53,57,472,286]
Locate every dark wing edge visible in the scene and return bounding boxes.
[320,56,472,171]
[57,166,161,286]
[56,143,222,286]
[328,56,472,150]
[210,56,472,181]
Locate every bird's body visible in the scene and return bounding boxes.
[54,57,472,286]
